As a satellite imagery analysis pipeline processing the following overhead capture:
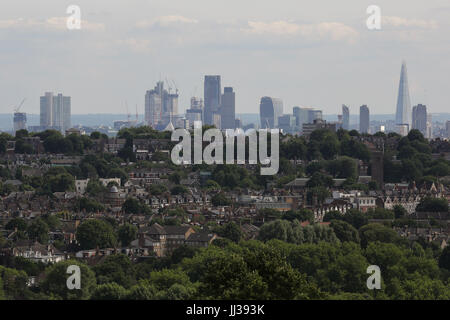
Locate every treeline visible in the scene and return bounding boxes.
[1,236,449,300]
[384,129,450,183]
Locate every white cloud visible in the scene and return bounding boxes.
[242,20,358,43]
[245,21,301,36]
[383,16,438,29]
[117,38,152,53]
[136,15,198,28]
[0,17,104,31]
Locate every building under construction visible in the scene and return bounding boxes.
[13,112,27,133]
[12,98,27,134]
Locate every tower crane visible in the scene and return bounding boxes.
[13,98,26,113]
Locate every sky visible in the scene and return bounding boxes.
[0,0,449,116]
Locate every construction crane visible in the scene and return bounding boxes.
[171,79,179,95]
[125,101,130,121]
[165,77,172,94]
[13,98,26,113]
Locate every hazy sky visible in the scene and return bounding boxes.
[0,0,449,116]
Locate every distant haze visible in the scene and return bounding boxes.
[1,113,450,131]
[1,0,449,116]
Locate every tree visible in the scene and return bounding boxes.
[393,205,408,219]
[118,223,138,246]
[122,198,142,214]
[342,209,369,229]
[326,251,368,293]
[282,209,314,223]
[416,197,448,213]
[170,245,198,265]
[126,281,157,300]
[41,260,96,300]
[215,222,242,243]
[330,220,360,243]
[86,180,107,197]
[258,220,292,243]
[242,241,321,299]
[118,147,136,162]
[183,248,267,299]
[438,246,450,270]
[359,223,400,248]
[73,197,104,213]
[27,219,49,243]
[47,172,75,192]
[0,266,29,299]
[91,283,128,300]
[5,218,27,231]
[307,172,333,188]
[211,193,231,206]
[122,198,150,215]
[76,219,117,250]
[149,184,168,195]
[170,185,188,195]
[93,254,135,288]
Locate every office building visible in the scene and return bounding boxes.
[212,113,222,129]
[278,115,296,134]
[260,97,283,129]
[145,85,162,127]
[204,75,221,125]
[293,107,302,126]
[412,104,427,137]
[13,112,27,134]
[145,81,179,128]
[40,92,53,128]
[395,61,412,130]
[219,87,236,129]
[309,110,322,123]
[446,121,450,139]
[302,119,336,136]
[359,105,370,134]
[40,92,71,132]
[342,105,350,130]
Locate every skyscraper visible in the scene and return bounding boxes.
[395,62,412,130]
[145,83,163,127]
[360,105,370,134]
[40,92,71,132]
[260,97,283,129]
[204,75,221,125]
[13,112,26,133]
[308,110,322,123]
[145,81,179,128]
[412,104,427,137]
[293,106,301,126]
[342,105,350,130]
[185,97,203,126]
[53,94,71,131]
[219,87,235,129]
[40,92,53,128]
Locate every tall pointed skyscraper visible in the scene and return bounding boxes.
[395,61,412,129]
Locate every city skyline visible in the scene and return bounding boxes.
[1,1,449,116]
